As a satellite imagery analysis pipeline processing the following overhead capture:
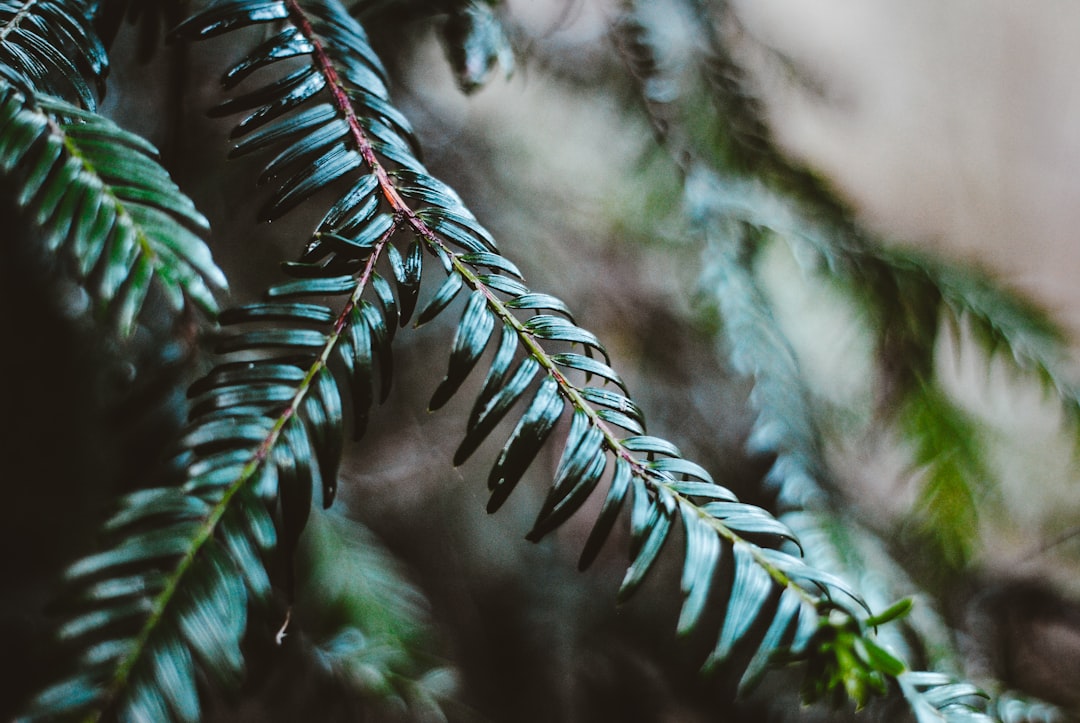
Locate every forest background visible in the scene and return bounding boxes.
[3,0,1080,721]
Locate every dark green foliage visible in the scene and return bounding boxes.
[0,82,222,336]
[0,0,106,107]
[5,0,1076,721]
[26,484,272,721]
[22,0,895,717]
[619,0,1080,719]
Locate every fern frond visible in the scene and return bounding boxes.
[630,0,1080,580]
[25,482,272,721]
[617,0,1007,715]
[0,0,107,108]
[693,213,827,512]
[687,171,995,710]
[169,0,937,701]
[24,267,382,720]
[0,83,225,334]
[897,673,993,723]
[786,511,994,721]
[687,168,992,569]
[886,246,1079,408]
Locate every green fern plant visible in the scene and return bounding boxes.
[622,0,1078,718]
[3,0,1076,721]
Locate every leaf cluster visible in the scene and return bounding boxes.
[618,0,1080,719]
[7,0,1073,721]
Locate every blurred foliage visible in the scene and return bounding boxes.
[1,0,1079,722]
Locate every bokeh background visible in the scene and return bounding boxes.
[5,1,1080,720]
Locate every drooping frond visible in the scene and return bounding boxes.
[683,162,992,568]
[683,159,1000,714]
[626,0,1080,577]
[688,178,827,513]
[0,0,107,108]
[888,246,1080,413]
[785,511,998,722]
[686,170,998,713]
[166,0,918,704]
[0,83,225,334]
[617,0,1013,716]
[6,0,1074,719]
[25,483,274,721]
[24,257,375,721]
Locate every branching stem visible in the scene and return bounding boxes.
[92,187,392,723]
[93,11,420,707]
[0,0,41,43]
[287,0,823,612]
